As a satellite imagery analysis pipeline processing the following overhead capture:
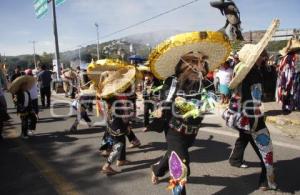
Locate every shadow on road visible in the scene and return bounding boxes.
[264,109,284,116]
[190,135,231,163]
[38,117,66,123]
[28,132,79,144]
[125,136,231,175]
[186,157,300,194]
[200,123,222,128]
[67,127,105,135]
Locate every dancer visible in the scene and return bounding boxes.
[142,72,161,127]
[223,19,279,190]
[69,87,95,133]
[9,75,37,139]
[277,38,300,113]
[100,88,134,174]
[148,31,231,184]
[86,59,141,173]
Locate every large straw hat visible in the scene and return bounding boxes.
[149,31,231,80]
[87,59,136,99]
[229,19,280,89]
[279,38,300,57]
[9,75,36,94]
[63,69,77,79]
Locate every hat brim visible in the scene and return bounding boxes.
[149,31,231,80]
[79,89,96,96]
[9,76,36,94]
[98,66,136,99]
[87,59,136,99]
[229,19,280,89]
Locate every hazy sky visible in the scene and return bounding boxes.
[0,0,299,56]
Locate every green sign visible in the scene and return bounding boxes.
[34,0,48,19]
[55,0,66,7]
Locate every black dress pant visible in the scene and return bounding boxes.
[152,129,196,177]
[126,129,138,143]
[40,87,51,107]
[229,132,267,186]
[80,110,91,123]
[31,99,39,114]
[144,102,154,126]
[21,113,37,136]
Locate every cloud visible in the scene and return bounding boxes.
[13,30,31,36]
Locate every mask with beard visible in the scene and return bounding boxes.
[177,66,203,95]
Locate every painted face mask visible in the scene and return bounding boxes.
[180,57,204,81]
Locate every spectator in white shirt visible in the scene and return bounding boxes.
[25,69,39,119]
[216,61,233,104]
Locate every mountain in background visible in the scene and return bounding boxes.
[2,29,292,72]
[121,29,183,47]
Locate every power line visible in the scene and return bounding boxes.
[63,0,200,52]
[99,0,200,39]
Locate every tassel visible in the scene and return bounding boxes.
[96,100,104,117]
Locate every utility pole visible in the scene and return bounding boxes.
[30,41,37,69]
[49,0,61,79]
[95,22,100,60]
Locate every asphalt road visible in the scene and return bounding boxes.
[1,93,300,195]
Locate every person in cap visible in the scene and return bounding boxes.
[148,31,231,185]
[223,19,279,190]
[9,75,37,139]
[277,39,300,113]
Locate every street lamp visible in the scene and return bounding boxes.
[29,41,37,70]
[94,22,100,60]
[77,45,82,66]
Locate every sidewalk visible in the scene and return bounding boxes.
[263,101,300,126]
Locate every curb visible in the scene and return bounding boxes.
[266,116,300,126]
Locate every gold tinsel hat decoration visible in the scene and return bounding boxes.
[149,31,232,80]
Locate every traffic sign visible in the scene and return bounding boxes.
[55,0,66,7]
[33,0,48,19]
